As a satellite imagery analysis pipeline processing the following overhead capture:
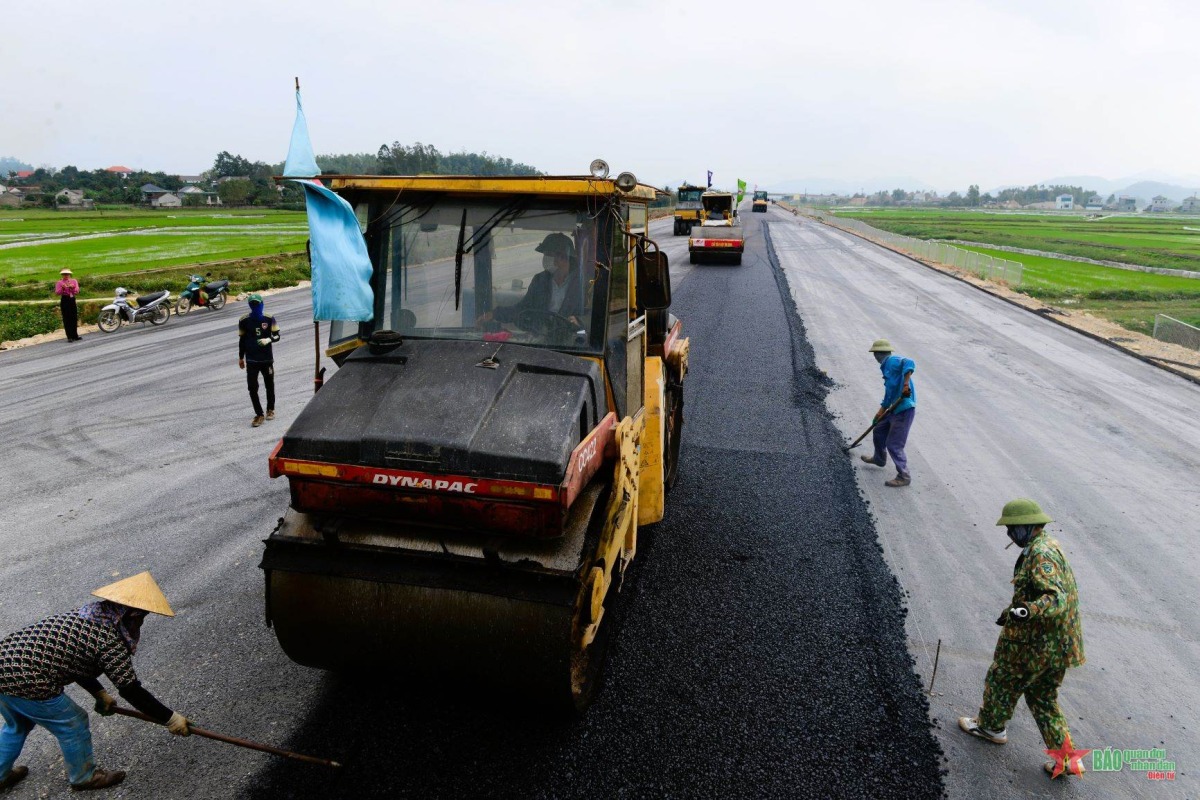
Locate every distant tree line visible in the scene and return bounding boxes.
[3,142,543,209]
[3,166,186,206]
[855,182,1101,208]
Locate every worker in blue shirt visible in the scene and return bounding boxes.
[860,339,916,487]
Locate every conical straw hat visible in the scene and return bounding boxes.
[92,572,175,617]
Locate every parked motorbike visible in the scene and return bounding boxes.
[176,273,230,315]
[97,288,172,332]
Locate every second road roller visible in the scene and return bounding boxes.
[260,163,689,711]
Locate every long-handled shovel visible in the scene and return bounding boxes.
[110,706,342,769]
[843,395,905,453]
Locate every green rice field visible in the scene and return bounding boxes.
[835,208,1200,272]
[0,209,307,280]
[957,244,1200,334]
[0,208,310,342]
[834,209,1200,336]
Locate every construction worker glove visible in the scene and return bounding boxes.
[93,690,116,716]
[166,711,191,736]
[257,338,272,347]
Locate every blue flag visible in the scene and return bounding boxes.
[284,87,374,322]
[283,89,319,179]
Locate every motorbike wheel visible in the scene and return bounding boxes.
[176,296,191,315]
[209,291,227,311]
[97,310,121,333]
[150,305,170,326]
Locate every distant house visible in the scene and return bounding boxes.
[1146,195,1173,213]
[1085,196,1104,211]
[1116,196,1138,212]
[0,190,22,207]
[15,170,33,179]
[846,196,868,207]
[1055,194,1074,210]
[141,183,172,203]
[1001,199,1022,210]
[175,174,205,185]
[1025,200,1057,210]
[1181,196,1200,213]
[105,166,133,177]
[150,192,182,208]
[177,185,221,205]
[55,188,94,209]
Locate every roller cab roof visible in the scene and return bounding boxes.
[285,175,659,201]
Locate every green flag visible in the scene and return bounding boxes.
[737,179,747,205]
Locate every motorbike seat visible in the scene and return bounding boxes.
[135,290,167,307]
[205,281,229,293]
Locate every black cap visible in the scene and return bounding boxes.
[534,232,574,258]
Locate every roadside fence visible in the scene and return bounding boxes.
[795,207,1024,286]
[1153,315,1200,351]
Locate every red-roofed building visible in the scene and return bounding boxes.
[15,170,33,179]
[105,166,133,176]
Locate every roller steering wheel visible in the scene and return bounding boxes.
[516,308,580,343]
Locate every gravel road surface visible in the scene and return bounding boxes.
[0,213,947,798]
[767,208,1197,798]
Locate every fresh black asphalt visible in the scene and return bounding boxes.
[246,213,946,798]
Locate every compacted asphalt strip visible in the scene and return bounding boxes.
[766,207,1198,798]
[0,214,945,798]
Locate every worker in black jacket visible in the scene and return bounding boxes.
[238,293,281,428]
[476,233,584,329]
[0,572,189,792]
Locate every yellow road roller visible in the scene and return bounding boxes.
[260,165,689,711]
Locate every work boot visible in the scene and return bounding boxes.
[252,415,265,428]
[958,716,1007,744]
[859,454,884,467]
[0,766,29,792]
[71,768,126,792]
[885,473,911,487]
[266,409,276,420]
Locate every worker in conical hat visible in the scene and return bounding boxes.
[0,572,191,792]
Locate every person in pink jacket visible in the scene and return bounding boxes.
[54,269,82,341]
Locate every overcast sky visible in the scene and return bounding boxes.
[4,0,1200,192]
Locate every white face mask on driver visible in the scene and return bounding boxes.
[542,254,557,272]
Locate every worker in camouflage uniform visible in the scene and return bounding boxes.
[959,499,1085,778]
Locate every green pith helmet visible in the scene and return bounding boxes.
[869,338,893,353]
[247,293,263,305]
[996,498,1053,526]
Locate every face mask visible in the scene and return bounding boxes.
[874,351,889,364]
[1006,525,1036,548]
[542,254,557,272]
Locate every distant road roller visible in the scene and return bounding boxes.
[672,183,705,235]
[688,190,744,265]
[260,166,689,711]
[752,190,769,212]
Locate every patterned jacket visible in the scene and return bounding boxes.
[999,532,1085,668]
[0,611,139,701]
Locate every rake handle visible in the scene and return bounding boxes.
[110,706,341,768]
[845,395,906,451]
